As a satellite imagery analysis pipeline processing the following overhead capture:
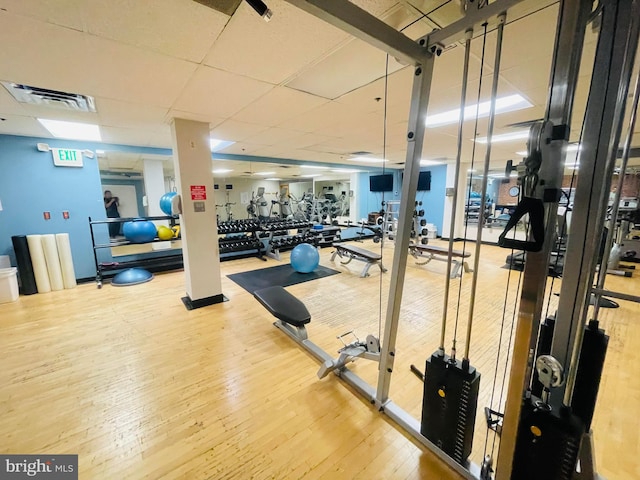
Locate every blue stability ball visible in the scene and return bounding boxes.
[123,219,157,243]
[159,192,177,215]
[290,243,320,273]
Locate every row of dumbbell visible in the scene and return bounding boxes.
[269,234,318,251]
[217,219,262,234]
[261,220,313,231]
[219,238,263,254]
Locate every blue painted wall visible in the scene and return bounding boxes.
[0,135,108,279]
[356,166,446,236]
[356,170,402,220]
[0,135,172,280]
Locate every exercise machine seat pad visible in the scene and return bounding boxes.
[253,286,311,327]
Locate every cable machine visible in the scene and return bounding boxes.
[277,1,640,479]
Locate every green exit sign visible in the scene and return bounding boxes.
[51,148,84,167]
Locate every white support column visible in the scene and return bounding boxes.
[170,118,224,309]
[143,158,171,250]
[350,172,358,223]
[442,162,468,240]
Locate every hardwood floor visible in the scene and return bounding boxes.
[0,240,637,479]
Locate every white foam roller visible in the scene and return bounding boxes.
[26,235,51,293]
[55,233,76,289]
[42,234,64,291]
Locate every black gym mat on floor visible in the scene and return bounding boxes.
[227,264,340,294]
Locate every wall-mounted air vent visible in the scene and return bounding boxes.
[1,82,97,113]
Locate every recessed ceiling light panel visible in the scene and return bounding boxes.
[38,118,102,141]
[426,94,532,128]
[210,138,235,152]
[474,130,529,144]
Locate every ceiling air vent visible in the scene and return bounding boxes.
[1,82,97,113]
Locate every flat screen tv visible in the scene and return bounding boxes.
[417,171,431,191]
[370,174,393,192]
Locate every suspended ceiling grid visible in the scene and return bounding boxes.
[0,0,637,171]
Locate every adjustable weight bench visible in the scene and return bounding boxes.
[330,243,387,277]
[253,286,381,379]
[408,244,473,279]
[253,286,334,372]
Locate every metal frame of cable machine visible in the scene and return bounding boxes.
[282,1,639,479]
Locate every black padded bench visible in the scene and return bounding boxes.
[408,244,473,278]
[254,285,310,327]
[330,243,387,277]
[253,286,331,364]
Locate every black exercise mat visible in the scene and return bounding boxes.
[227,263,340,293]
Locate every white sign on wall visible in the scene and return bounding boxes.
[51,148,84,167]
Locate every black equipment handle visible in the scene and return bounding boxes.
[498,196,545,252]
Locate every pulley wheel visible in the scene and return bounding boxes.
[420,219,427,226]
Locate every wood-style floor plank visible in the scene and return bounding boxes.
[0,239,637,479]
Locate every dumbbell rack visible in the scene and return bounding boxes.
[217,219,265,261]
[414,200,429,245]
[379,201,400,243]
[377,201,429,245]
[261,219,315,260]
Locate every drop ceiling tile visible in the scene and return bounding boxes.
[0,13,91,93]
[0,84,28,116]
[249,145,288,158]
[304,141,359,155]
[203,0,349,84]
[210,119,269,142]
[101,126,160,147]
[144,131,173,149]
[97,98,169,129]
[293,149,347,163]
[83,35,197,107]
[166,110,225,129]
[279,133,341,150]
[233,87,328,126]
[500,62,553,95]
[243,127,305,146]
[218,142,269,155]
[0,114,50,137]
[172,66,273,119]
[350,0,402,17]
[314,111,384,137]
[84,0,229,63]
[484,5,558,72]
[278,101,370,133]
[334,77,387,114]
[0,0,84,31]
[20,106,99,125]
[286,37,405,100]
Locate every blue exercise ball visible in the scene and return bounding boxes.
[159,192,177,215]
[123,219,157,243]
[290,243,320,273]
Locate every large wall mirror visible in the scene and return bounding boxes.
[98,152,362,257]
